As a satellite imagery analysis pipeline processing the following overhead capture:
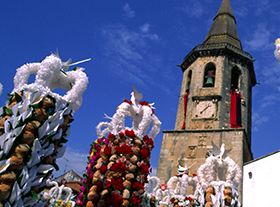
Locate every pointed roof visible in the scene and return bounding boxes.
[180,0,256,86]
[203,0,242,49]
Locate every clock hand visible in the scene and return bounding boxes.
[200,104,210,114]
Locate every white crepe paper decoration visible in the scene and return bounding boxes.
[144,162,199,207]
[166,162,198,201]
[143,144,241,207]
[197,143,241,207]
[275,38,280,62]
[13,54,89,111]
[0,83,3,97]
[96,88,161,139]
[42,179,75,206]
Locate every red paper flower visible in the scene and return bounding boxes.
[107,133,115,141]
[139,101,149,106]
[186,196,193,201]
[110,162,127,173]
[94,181,103,192]
[132,181,144,191]
[119,132,125,138]
[104,146,112,156]
[140,147,150,159]
[122,144,133,155]
[112,177,124,191]
[131,195,141,206]
[105,179,112,188]
[116,144,133,155]
[123,99,132,105]
[110,191,123,207]
[143,135,154,147]
[140,163,150,174]
[99,165,107,174]
[125,129,136,138]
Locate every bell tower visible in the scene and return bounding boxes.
[157,0,256,194]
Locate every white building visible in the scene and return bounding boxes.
[243,150,280,207]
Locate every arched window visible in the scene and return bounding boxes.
[186,70,192,92]
[230,67,242,128]
[203,63,216,87]
[231,67,241,90]
[181,70,192,130]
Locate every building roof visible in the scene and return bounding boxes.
[55,170,83,183]
[244,150,280,166]
[203,0,242,49]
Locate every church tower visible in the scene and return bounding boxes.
[157,0,256,190]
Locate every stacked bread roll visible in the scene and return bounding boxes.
[223,186,233,206]
[204,185,215,207]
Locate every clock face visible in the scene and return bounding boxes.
[194,100,217,119]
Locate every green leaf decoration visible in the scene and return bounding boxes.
[30,103,40,109]
[31,191,39,200]
[4,107,13,116]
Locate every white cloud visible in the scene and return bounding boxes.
[252,112,269,131]
[140,23,150,33]
[55,147,88,177]
[101,24,160,86]
[254,0,270,16]
[123,3,135,18]
[261,62,280,87]
[234,7,248,17]
[245,24,273,51]
[177,2,203,18]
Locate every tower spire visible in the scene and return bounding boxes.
[203,0,242,49]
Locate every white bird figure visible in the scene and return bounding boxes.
[131,87,143,106]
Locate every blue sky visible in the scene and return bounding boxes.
[0,0,279,176]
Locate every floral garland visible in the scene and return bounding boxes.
[76,130,154,207]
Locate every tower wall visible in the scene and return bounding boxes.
[157,129,252,182]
